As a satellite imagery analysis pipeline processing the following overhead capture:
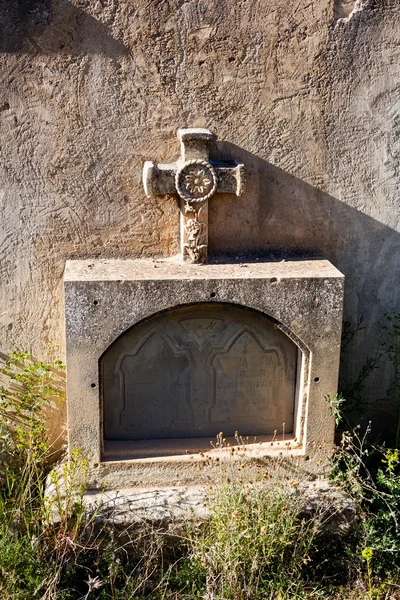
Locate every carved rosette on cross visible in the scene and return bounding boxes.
[143,129,245,264]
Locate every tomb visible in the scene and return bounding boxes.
[64,129,344,489]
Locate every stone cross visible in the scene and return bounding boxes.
[143,128,245,263]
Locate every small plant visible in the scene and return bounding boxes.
[331,427,400,585]
[186,442,327,600]
[0,350,66,598]
[325,393,347,426]
[45,448,89,528]
[362,546,374,599]
[0,349,65,471]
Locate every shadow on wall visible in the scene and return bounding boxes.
[208,140,400,326]
[0,0,128,55]
[207,141,400,426]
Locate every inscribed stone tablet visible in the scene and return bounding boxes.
[102,303,297,440]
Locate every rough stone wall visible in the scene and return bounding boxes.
[0,0,399,432]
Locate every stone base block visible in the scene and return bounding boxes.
[46,476,358,535]
[64,258,344,489]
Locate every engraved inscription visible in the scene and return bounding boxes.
[102,304,297,440]
[211,331,287,429]
[111,333,190,439]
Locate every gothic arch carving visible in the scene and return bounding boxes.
[101,303,300,440]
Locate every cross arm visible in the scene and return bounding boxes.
[214,162,245,196]
[143,161,177,197]
[143,159,245,198]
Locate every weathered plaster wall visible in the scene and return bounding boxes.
[0,0,399,431]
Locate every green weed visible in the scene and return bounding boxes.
[189,478,323,599]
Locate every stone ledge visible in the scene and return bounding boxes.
[64,257,344,282]
[76,481,357,534]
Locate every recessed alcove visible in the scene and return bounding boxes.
[101,303,301,460]
[64,257,344,489]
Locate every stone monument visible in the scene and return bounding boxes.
[64,128,344,489]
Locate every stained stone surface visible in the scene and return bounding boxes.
[102,304,297,440]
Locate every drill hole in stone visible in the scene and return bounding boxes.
[210,292,216,298]
[93,300,99,306]
[314,377,320,383]
[91,383,97,388]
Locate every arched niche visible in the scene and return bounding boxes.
[101,303,299,442]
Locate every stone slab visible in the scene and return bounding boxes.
[103,435,296,461]
[102,302,298,440]
[64,257,342,282]
[46,477,358,535]
[64,258,344,489]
